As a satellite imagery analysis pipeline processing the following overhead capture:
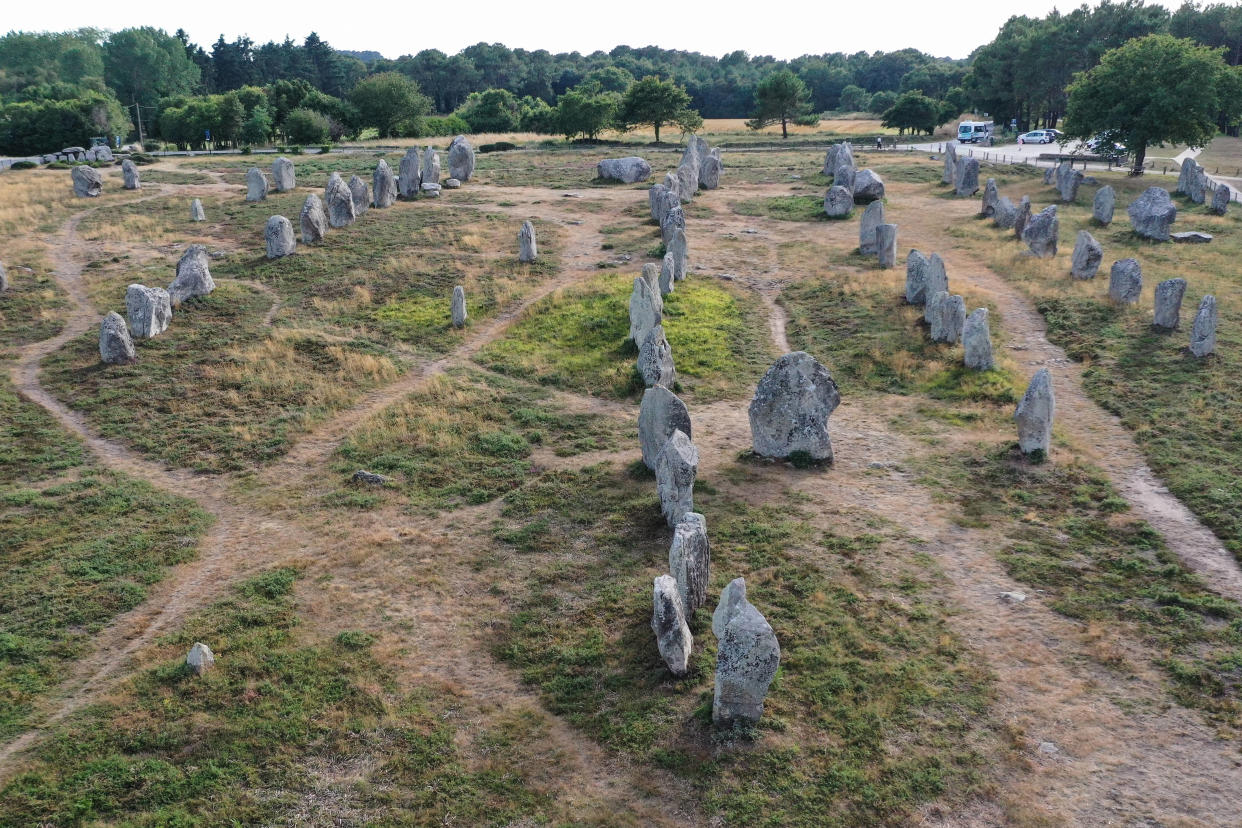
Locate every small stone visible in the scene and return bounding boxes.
[443,178,461,189]
[905,249,929,305]
[373,159,397,208]
[1172,231,1212,244]
[875,224,898,269]
[656,429,697,527]
[168,245,214,306]
[71,165,102,197]
[1152,278,1187,330]
[713,600,780,728]
[992,196,1018,229]
[852,168,885,203]
[451,285,467,328]
[963,308,994,370]
[929,292,966,344]
[272,156,296,192]
[981,178,998,216]
[1128,187,1177,241]
[629,275,663,345]
[638,325,677,388]
[300,194,328,244]
[597,156,652,183]
[1211,184,1230,216]
[352,470,391,485]
[246,167,268,202]
[398,147,421,198]
[348,175,370,215]
[121,159,140,190]
[186,642,215,676]
[265,215,296,259]
[749,351,841,462]
[639,384,691,470]
[1022,205,1059,258]
[448,135,475,182]
[420,182,442,197]
[824,185,853,218]
[1108,258,1142,304]
[325,172,356,228]
[1070,230,1103,280]
[1014,196,1031,239]
[125,284,171,339]
[518,220,537,262]
[1038,741,1059,755]
[1093,186,1115,224]
[190,198,205,222]
[858,201,884,254]
[923,254,949,323]
[669,512,710,613]
[99,311,137,364]
[422,146,440,186]
[1189,295,1217,357]
[652,574,692,676]
[954,157,979,197]
[1015,368,1055,456]
[999,591,1027,604]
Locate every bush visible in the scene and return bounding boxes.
[284,108,330,144]
[480,141,517,153]
[419,114,471,137]
[8,161,38,170]
[143,140,162,152]
[318,144,332,154]
[127,153,155,164]
[289,145,303,155]
[46,161,70,169]
[240,146,251,155]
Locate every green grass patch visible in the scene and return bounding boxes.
[0,266,66,349]
[731,195,830,222]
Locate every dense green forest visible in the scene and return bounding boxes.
[2,0,1242,153]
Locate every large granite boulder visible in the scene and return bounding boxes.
[699,154,723,190]
[906,249,929,305]
[1015,368,1055,456]
[993,196,1018,229]
[858,201,884,254]
[72,165,102,197]
[246,167,268,202]
[597,157,652,183]
[125,284,171,339]
[190,199,205,222]
[1070,230,1103,279]
[656,429,698,527]
[1108,258,1142,304]
[748,351,841,462]
[265,215,296,259]
[348,175,370,216]
[712,595,780,727]
[300,194,328,244]
[875,224,898,269]
[1128,187,1176,241]
[629,275,663,346]
[1153,278,1187,329]
[676,162,698,202]
[852,168,885,203]
[639,384,691,470]
[121,159,140,190]
[660,206,686,245]
[92,144,113,162]
[954,157,979,197]
[452,285,467,328]
[1211,184,1230,216]
[1184,159,1209,204]
[1022,205,1059,258]
[1057,166,1084,202]
[981,178,999,216]
[659,252,676,296]
[373,159,397,208]
[398,148,421,197]
[638,325,677,388]
[518,220,537,262]
[1093,185,1115,225]
[641,262,660,294]
[963,308,994,370]
[325,172,356,227]
[652,575,692,676]
[922,254,949,323]
[422,147,441,186]
[1190,295,1217,357]
[930,292,967,344]
[99,312,136,364]
[448,135,475,181]
[168,245,214,306]
[824,185,853,218]
[1014,196,1031,239]
[272,156,296,192]
[712,578,748,639]
[942,143,957,185]
[832,162,856,193]
[669,512,710,613]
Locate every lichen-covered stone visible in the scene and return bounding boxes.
[875,224,898,269]
[699,154,723,189]
[905,249,929,305]
[922,254,949,323]
[1022,205,1059,258]
[190,199,205,222]
[398,147,421,198]
[638,325,676,388]
[300,194,328,244]
[372,159,397,208]
[659,252,675,297]
[669,512,710,613]
[713,599,780,727]
[99,311,136,364]
[186,642,215,676]
[168,245,214,306]
[954,157,979,197]
[1190,295,1217,357]
[264,215,296,259]
[929,292,967,344]
[992,196,1018,229]
[652,574,692,676]
[963,308,993,370]
[1015,368,1055,456]
[656,429,697,527]
[421,146,440,186]
[1093,185,1115,224]
[246,167,268,202]
[711,578,748,639]
[272,156,296,191]
[448,135,475,181]
[852,168,885,203]
[518,220,537,262]
[125,284,171,339]
[71,165,102,197]
[941,143,957,185]
[1211,183,1230,216]
[1070,230,1103,279]
[348,175,370,216]
[824,185,853,218]
[1152,278,1187,330]
[981,178,998,216]
[1014,196,1031,239]
[121,159,140,190]
[597,156,652,183]
[748,351,841,462]
[1128,187,1177,241]
[451,285,467,328]
[629,275,663,346]
[1108,258,1142,304]
[324,172,355,227]
[639,384,691,470]
[858,200,884,254]
[667,229,687,282]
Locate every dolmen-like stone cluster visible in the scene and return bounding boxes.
[905,250,995,370]
[100,244,215,364]
[822,141,885,218]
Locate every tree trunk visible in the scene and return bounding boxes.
[1131,141,1147,176]
[654,122,661,144]
[781,116,788,139]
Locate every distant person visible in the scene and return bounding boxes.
[876,136,882,150]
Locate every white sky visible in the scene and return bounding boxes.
[4,0,1186,62]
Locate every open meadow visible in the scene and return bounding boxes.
[1,137,1241,826]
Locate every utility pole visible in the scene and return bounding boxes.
[132,100,145,146]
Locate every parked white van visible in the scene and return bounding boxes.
[957,121,994,144]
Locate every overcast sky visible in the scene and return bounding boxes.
[6,0,1186,61]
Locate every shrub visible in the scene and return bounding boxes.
[8,161,38,170]
[240,146,252,155]
[419,114,471,137]
[289,145,303,155]
[142,140,162,152]
[318,144,332,154]
[480,141,516,153]
[284,108,330,144]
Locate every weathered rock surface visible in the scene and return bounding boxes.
[451,284,467,328]
[858,201,884,254]
[246,167,268,202]
[72,165,102,197]
[833,162,856,193]
[1153,278,1187,329]
[272,156,296,191]
[1182,159,1209,204]
[932,292,967,344]
[1014,196,1031,238]
[954,157,979,197]
[1211,184,1230,216]
[993,196,1018,229]
[652,575,692,676]
[448,135,475,181]
[852,168,885,203]
[676,163,698,202]
[300,194,328,244]
[713,599,780,727]
[352,470,391,485]
[0,261,6,293]
[372,159,397,207]
[922,254,949,323]
[659,252,675,296]
[1172,231,1212,243]
[1057,165,1084,202]
[963,307,994,370]
[325,172,356,227]
[1093,185,1115,225]
[190,199,205,221]
[712,578,748,639]
[125,284,172,339]
[667,229,688,282]
[168,245,215,305]
[875,224,898,268]
[518,220,537,262]
[749,351,841,462]
[1128,187,1176,241]
[398,148,421,197]
[420,183,442,197]
[1022,205,1059,258]
[642,262,660,293]
[597,156,652,183]
[660,206,685,245]
[656,429,697,527]
[906,249,929,305]
[422,147,440,186]
[831,142,854,180]
[824,185,853,218]
[629,275,663,346]
[1108,258,1142,304]
[186,642,215,676]
[699,154,723,189]
[981,178,998,216]
[348,175,370,215]
[1190,295,1217,357]
[1042,167,1055,186]
[265,215,296,259]
[942,143,957,185]
[443,178,461,189]
[99,311,136,364]
[638,325,677,388]
[639,384,691,470]
[669,512,710,613]
[121,159,140,190]
[1070,230,1103,279]
[1015,368,1055,456]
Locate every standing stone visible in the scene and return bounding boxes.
[669,512,710,613]
[422,146,441,186]
[941,143,957,185]
[398,148,421,198]
[186,642,215,676]
[597,156,653,183]
[638,325,677,388]
[1190,295,1217,357]
[661,206,686,245]
[929,292,967,344]
[699,154,723,189]
[981,178,999,216]
[824,185,853,218]
[125,284,172,339]
[1185,160,1208,204]
[652,575,692,677]
[629,275,663,345]
[641,262,660,294]
[831,142,855,180]
[1177,158,1194,194]
[655,429,697,527]
[858,201,885,254]
[99,312,136,364]
[1211,183,1230,216]
[667,229,688,281]
[190,199,205,222]
[1093,185,1115,225]
[451,285,467,328]
[923,254,949,323]
[713,600,780,728]
[649,183,671,223]
[71,165,102,197]
[992,196,1018,229]
[348,175,370,216]
[518,221,537,262]
[963,308,994,370]
[954,157,979,197]
[0,261,6,293]
[1108,258,1142,304]
[832,161,856,193]
[748,351,841,462]
[264,215,296,259]
[852,168,885,203]
[1152,278,1187,329]
[272,156,296,192]
[168,245,215,305]
[676,163,698,202]
[659,252,676,296]
[246,167,268,202]
[1058,167,1084,202]
[653,187,679,228]
[639,384,692,470]
[712,578,748,639]
[121,159,140,190]
[906,250,929,305]
[448,135,475,182]
[1070,230,1103,279]
[1128,187,1177,241]
[1015,369,1055,456]
[1022,205,1059,258]
[300,194,328,244]
[325,172,356,227]
[372,159,397,208]
[875,224,898,269]
[1014,196,1032,239]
